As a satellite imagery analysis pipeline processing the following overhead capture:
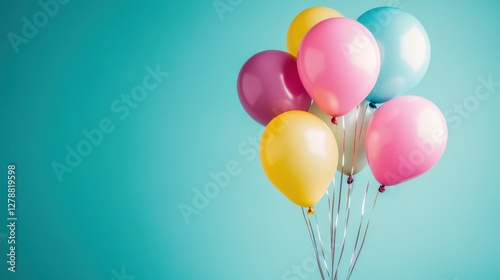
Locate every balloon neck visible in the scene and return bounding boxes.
[369,102,378,109]
[307,206,315,215]
[378,185,386,193]
[347,175,354,184]
[331,117,338,125]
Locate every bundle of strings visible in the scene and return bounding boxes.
[302,103,381,280]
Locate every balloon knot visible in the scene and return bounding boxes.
[369,102,377,109]
[330,117,338,125]
[347,176,354,184]
[307,206,315,215]
[378,185,386,193]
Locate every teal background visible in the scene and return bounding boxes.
[1,0,499,279]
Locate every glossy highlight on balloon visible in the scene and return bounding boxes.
[260,111,338,207]
[237,50,312,126]
[297,17,381,117]
[358,7,431,103]
[365,95,448,186]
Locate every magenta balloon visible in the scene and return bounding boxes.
[297,17,380,117]
[365,95,448,187]
[237,50,311,126]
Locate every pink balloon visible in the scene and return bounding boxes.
[237,50,311,126]
[365,96,448,187]
[297,17,380,118]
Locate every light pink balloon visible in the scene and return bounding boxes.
[365,96,448,187]
[297,17,380,118]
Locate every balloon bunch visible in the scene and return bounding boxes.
[237,6,448,280]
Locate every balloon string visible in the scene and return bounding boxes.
[347,190,380,280]
[334,104,367,280]
[330,123,338,275]
[325,186,332,241]
[348,104,361,177]
[325,186,333,277]
[333,182,352,280]
[333,104,363,279]
[329,180,336,276]
[334,117,349,279]
[347,181,370,278]
[333,117,346,276]
[314,213,332,279]
[302,208,326,280]
[358,103,369,145]
[325,179,334,230]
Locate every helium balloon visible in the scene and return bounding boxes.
[310,101,374,176]
[260,110,338,207]
[287,6,343,57]
[365,95,447,187]
[358,7,431,103]
[237,50,312,126]
[297,17,380,118]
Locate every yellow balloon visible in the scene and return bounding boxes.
[260,111,338,208]
[287,6,343,57]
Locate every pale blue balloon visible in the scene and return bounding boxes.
[358,7,431,103]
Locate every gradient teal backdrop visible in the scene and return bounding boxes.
[1,0,499,279]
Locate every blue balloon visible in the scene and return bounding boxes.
[358,7,431,103]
